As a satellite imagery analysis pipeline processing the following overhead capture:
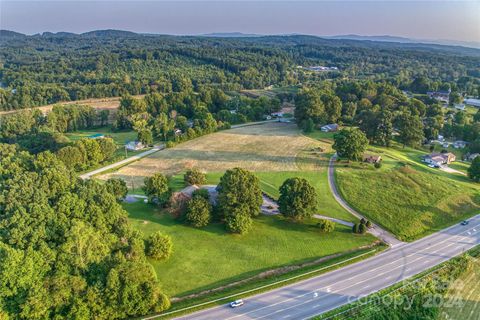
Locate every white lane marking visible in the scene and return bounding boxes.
[224,221,480,320]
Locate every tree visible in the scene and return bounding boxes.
[294,89,325,125]
[185,196,212,227]
[98,137,117,160]
[278,178,317,220]
[138,128,153,146]
[225,205,253,234]
[397,113,425,148]
[316,219,335,233]
[143,173,171,206]
[216,168,263,218]
[303,118,314,133]
[106,178,128,201]
[154,113,175,141]
[468,157,480,182]
[332,128,369,161]
[145,232,173,260]
[184,169,206,186]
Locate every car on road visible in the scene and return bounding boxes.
[461,220,469,226]
[427,164,440,168]
[229,300,244,308]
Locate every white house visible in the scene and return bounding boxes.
[320,124,339,132]
[454,104,466,111]
[423,152,456,166]
[464,98,480,107]
[125,141,144,151]
[453,140,468,149]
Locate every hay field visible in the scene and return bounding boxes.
[100,122,330,186]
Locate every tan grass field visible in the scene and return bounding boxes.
[0,95,144,116]
[99,122,331,186]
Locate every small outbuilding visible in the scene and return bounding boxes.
[320,124,339,132]
[125,140,144,151]
[363,154,382,164]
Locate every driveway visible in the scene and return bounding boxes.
[328,154,405,247]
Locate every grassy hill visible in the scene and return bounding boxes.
[335,144,480,241]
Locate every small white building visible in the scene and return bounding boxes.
[320,124,339,132]
[454,104,466,111]
[125,141,144,151]
[464,98,480,108]
[453,140,468,149]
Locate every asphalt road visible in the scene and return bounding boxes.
[175,214,480,320]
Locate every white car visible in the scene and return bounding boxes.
[229,299,244,308]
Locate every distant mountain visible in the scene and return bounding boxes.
[81,29,138,37]
[0,30,26,38]
[200,32,262,38]
[326,34,480,50]
[40,31,77,37]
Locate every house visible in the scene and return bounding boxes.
[423,152,456,166]
[271,112,284,118]
[467,153,480,161]
[363,154,382,164]
[174,129,182,135]
[464,98,480,108]
[427,90,450,103]
[320,124,339,132]
[125,140,144,151]
[442,142,450,148]
[179,185,218,205]
[88,133,105,139]
[453,140,468,149]
[437,135,445,142]
[454,104,466,111]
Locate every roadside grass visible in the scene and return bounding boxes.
[335,143,480,241]
[439,254,480,320]
[125,201,376,298]
[315,246,480,320]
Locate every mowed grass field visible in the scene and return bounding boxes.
[335,143,480,241]
[125,201,376,297]
[440,256,480,320]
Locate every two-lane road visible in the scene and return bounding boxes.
[175,215,480,320]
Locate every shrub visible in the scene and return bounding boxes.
[358,223,367,234]
[166,141,176,148]
[184,168,206,186]
[316,219,335,233]
[185,197,212,228]
[192,188,210,201]
[225,205,253,234]
[366,220,372,228]
[352,223,360,234]
[374,162,382,169]
[145,232,173,260]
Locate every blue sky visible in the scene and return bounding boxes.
[1,1,479,42]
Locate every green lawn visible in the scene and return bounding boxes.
[125,201,376,297]
[65,127,138,145]
[335,144,480,241]
[167,170,356,223]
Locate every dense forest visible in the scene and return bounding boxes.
[1,30,479,110]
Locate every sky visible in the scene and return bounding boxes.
[1,1,479,42]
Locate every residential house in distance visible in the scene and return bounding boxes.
[453,140,468,149]
[467,153,480,161]
[125,140,144,151]
[88,133,105,139]
[363,154,382,164]
[427,89,450,103]
[423,152,456,166]
[454,104,466,111]
[464,98,480,108]
[320,123,339,132]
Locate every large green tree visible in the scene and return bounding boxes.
[332,128,369,161]
[278,178,318,220]
[397,113,425,147]
[468,157,480,182]
[143,173,171,206]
